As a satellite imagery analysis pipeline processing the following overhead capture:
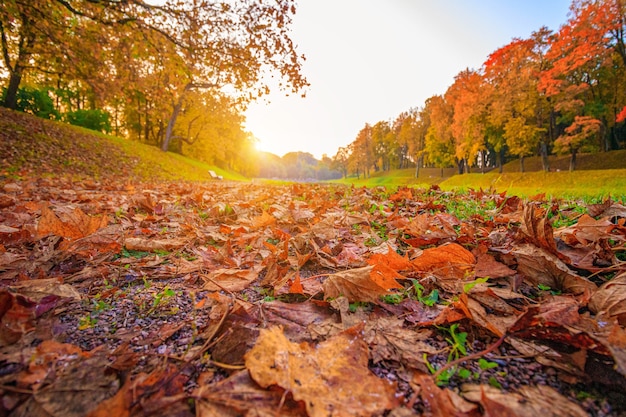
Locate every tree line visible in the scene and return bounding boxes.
[0,0,307,177]
[333,0,626,176]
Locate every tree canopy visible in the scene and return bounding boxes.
[1,0,307,170]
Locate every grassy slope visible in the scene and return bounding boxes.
[1,107,624,198]
[0,107,245,182]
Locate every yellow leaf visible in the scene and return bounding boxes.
[245,326,397,417]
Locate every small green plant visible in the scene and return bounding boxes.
[424,323,470,386]
[424,354,459,386]
[442,323,468,362]
[537,283,562,295]
[477,358,498,371]
[411,280,439,306]
[349,301,370,312]
[364,237,378,247]
[381,293,404,305]
[78,314,97,330]
[488,376,502,389]
[152,286,176,309]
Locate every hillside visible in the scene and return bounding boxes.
[0,107,242,182]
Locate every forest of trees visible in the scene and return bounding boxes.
[0,0,307,177]
[256,151,342,180]
[333,0,626,176]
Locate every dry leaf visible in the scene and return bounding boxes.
[38,205,108,240]
[202,267,260,292]
[588,271,626,325]
[245,326,397,417]
[461,384,587,417]
[411,243,476,279]
[322,265,402,302]
[512,244,597,294]
[124,237,187,252]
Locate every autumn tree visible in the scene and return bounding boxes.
[0,0,308,152]
[483,31,550,172]
[539,0,624,166]
[425,95,456,176]
[447,69,488,173]
[350,124,374,178]
[332,146,350,179]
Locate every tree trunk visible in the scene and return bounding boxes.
[540,142,550,172]
[162,93,185,151]
[2,71,23,109]
[569,149,577,171]
[519,155,525,173]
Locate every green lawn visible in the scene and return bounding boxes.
[331,167,626,200]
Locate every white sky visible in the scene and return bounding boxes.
[244,0,572,159]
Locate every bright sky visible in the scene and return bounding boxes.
[244,0,573,159]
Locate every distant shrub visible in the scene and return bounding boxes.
[65,109,112,133]
[2,87,60,120]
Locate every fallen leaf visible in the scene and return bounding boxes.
[411,243,475,279]
[195,369,305,416]
[367,244,413,271]
[414,373,477,417]
[10,278,81,302]
[322,265,402,302]
[124,236,187,252]
[512,244,597,294]
[589,271,626,325]
[461,383,587,417]
[202,267,260,292]
[245,325,397,417]
[37,205,108,240]
[34,354,120,417]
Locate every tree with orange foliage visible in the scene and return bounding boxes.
[539,0,624,160]
[483,29,552,172]
[446,69,488,173]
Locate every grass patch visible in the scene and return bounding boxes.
[439,169,626,200]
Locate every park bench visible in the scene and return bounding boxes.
[208,170,223,180]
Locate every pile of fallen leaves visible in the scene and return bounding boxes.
[1,178,625,416]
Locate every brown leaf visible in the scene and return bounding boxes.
[37,205,108,240]
[245,326,397,417]
[364,316,437,365]
[34,354,120,417]
[87,364,188,417]
[250,210,276,229]
[0,290,36,346]
[202,267,260,292]
[512,244,596,294]
[461,384,587,417]
[124,236,187,252]
[588,271,626,325]
[414,373,477,417]
[518,204,567,261]
[10,278,81,303]
[474,252,515,278]
[403,213,458,246]
[322,265,402,303]
[195,370,305,416]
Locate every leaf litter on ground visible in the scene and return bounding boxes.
[0,178,625,416]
